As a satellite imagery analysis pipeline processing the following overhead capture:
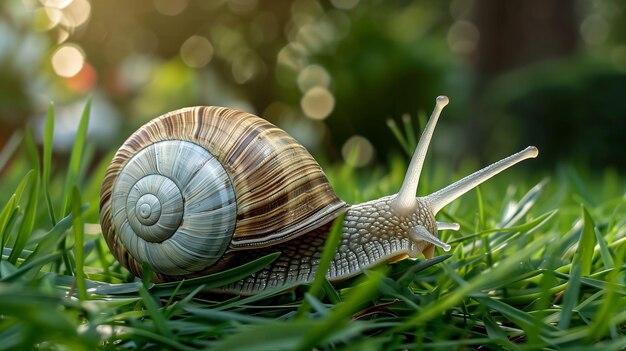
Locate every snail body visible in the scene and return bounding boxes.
[100,96,538,294]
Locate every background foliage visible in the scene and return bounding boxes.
[1,0,626,168]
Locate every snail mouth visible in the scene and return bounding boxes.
[388,253,410,263]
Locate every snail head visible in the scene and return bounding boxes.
[389,96,538,255]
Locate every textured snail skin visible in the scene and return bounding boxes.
[219,196,437,294]
[101,97,538,294]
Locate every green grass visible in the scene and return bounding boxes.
[0,102,624,350]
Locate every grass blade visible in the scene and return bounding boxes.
[8,172,39,265]
[558,264,581,330]
[42,103,57,225]
[24,212,74,263]
[295,269,386,350]
[594,227,614,269]
[0,195,17,252]
[575,205,596,276]
[587,243,625,340]
[296,214,344,318]
[386,118,410,156]
[94,252,280,296]
[394,232,553,331]
[138,285,173,339]
[71,187,87,300]
[401,113,417,152]
[62,97,91,216]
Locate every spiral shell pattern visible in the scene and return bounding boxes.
[109,140,236,276]
[100,106,347,281]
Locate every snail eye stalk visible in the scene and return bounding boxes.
[392,96,449,213]
[423,146,538,215]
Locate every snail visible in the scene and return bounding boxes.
[100,96,538,294]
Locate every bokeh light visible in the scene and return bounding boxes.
[153,0,188,16]
[297,64,331,92]
[580,14,609,45]
[301,86,334,120]
[180,35,214,68]
[59,0,91,28]
[33,7,61,31]
[447,20,479,55]
[51,43,84,77]
[341,135,375,167]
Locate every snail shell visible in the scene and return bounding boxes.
[100,107,347,282]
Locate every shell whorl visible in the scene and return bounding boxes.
[100,106,347,281]
[109,140,237,276]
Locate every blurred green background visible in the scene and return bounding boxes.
[1,0,625,171]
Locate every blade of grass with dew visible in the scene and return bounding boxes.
[296,214,344,318]
[62,97,91,217]
[42,103,56,225]
[71,187,87,300]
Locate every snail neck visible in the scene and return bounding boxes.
[326,196,436,281]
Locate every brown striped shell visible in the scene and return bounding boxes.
[100,106,347,281]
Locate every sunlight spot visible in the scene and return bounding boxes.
[52,43,84,77]
[301,86,334,120]
[580,14,610,45]
[60,0,91,28]
[447,20,479,55]
[342,135,375,167]
[180,35,214,68]
[297,64,331,92]
[154,0,188,16]
[40,0,72,9]
[33,6,62,31]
